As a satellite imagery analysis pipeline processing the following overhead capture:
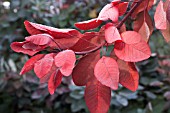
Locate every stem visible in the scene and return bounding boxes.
[74,0,143,55]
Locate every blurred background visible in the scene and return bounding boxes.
[0,0,170,113]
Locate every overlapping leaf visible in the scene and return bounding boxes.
[75,18,102,30]
[85,77,111,113]
[48,70,63,95]
[10,42,40,56]
[72,50,100,86]
[114,31,151,62]
[54,50,76,76]
[94,56,119,90]
[117,60,139,91]
[20,54,45,75]
[25,34,52,46]
[105,23,121,43]
[97,4,119,22]
[24,20,81,39]
[34,53,54,78]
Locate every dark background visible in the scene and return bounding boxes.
[0,0,170,113]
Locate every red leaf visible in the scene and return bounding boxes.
[161,21,170,42]
[138,22,150,42]
[34,53,54,78]
[117,2,128,16]
[85,77,111,113]
[94,56,119,90]
[10,42,39,56]
[114,39,151,62]
[131,0,154,18]
[97,4,119,22]
[24,20,45,35]
[54,50,76,76]
[25,34,52,45]
[70,32,104,52]
[48,70,63,95]
[72,50,100,86]
[75,18,102,30]
[105,23,121,43]
[20,54,45,75]
[133,11,153,42]
[154,0,167,29]
[117,60,139,91]
[121,31,141,44]
[24,20,81,39]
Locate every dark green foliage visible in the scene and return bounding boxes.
[0,0,170,113]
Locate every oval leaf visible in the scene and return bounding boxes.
[94,56,119,90]
[114,40,151,62]
[85,77,111,113]
[105,23,121,43]
[121,31,141,44]
[72,50,100,86]
[54,50,76,76]
[34,54,54,78]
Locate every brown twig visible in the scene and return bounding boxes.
[74,0,143,55]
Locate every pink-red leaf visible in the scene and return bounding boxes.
[24,20,81,39]
[75,18,102,30]
[20,54,45,75]
[117,2,128,16]
[105,23,121,43]
[161,21,170,42]
[114,40,151,62]
[72,50,100,86]
[85,77,111,113]
[48,70,63,95]
[94,56,119,90]
[154,0,167,29]
[97,4,119,22]
[34,54,54,78]
[25,34,52,45]
[10,42,39,56]
[54,50,76,76]
[117,60,139,91]
[121,31,141,44]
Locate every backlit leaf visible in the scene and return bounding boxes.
[154,0,167,29]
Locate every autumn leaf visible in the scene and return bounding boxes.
[85,77,111,113]
[48,70,63,95]
[154,0,167,30]
[34,53,54,78]
[20,54,45,75]
[94,56,119,90]
[97,4,119,22]
[25,34,52,46]
[75,18,102,30]
[54,50,76,76]
[72,50,100,86]
[105,23,121,43]
[117,60,139,91]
